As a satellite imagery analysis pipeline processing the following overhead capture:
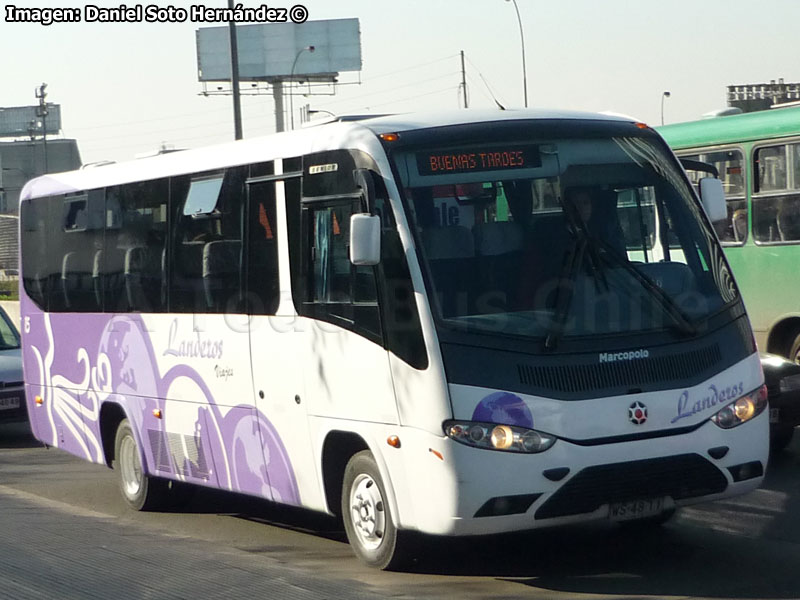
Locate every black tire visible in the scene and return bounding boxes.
[113,419,168,511]
[341,450,411,570]
[786,332,800,364]
[770,426,795,453]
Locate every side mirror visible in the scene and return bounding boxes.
[699,177,727,224]
[350,214,381,266]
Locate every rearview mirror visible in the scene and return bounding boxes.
[350,214,381,266]
[699,177,727,224]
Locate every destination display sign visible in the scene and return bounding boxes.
[417,145,541,175]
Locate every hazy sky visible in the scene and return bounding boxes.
[2,0,799,164]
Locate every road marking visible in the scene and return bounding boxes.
[0,484,114,520]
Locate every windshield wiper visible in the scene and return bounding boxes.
[587,234,698,337]
[543,207,696,349]
[544,198,610,351]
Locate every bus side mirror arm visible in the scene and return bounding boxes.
[354,168,377,213]
[699,177,727,224]
[350,214,381,266]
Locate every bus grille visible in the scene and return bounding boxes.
[518,344,721,394]
[534,453,728,520]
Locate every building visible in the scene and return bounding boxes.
[728,79,800,113]
[0,104,82,269]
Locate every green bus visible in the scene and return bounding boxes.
[659,106,800,360]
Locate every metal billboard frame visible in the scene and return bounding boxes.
[196,18,362,82]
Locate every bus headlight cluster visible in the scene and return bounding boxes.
[444,420,556,453]
[710,385,768,429]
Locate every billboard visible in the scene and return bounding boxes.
[196,18,361,82]
[0,105,61,138]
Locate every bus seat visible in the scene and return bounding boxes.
[61,252,78,309]
[637,262,696,297]
[732,209,747,242]
[777,200,800,241]
[203,240,241,312]
[92,250,104,306]
[124,247,154,311]
[171,241,207,311]
[94,248,127,310]
[61,251,95,311]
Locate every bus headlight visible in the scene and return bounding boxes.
[444,420,556,453]
[710,385,768,429]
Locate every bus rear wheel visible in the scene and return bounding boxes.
[341,450,411,570]
[113,418,168,511]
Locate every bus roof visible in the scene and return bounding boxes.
[658,105,800,150]
[20,108,639,202]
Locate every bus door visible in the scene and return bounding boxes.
[246,177,312,507]
[295,152,398,441]
[296,192,398,428]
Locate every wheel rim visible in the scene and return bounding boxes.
[119,434,143,499]
[349,473,386,551]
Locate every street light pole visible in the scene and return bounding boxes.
[661,91,671,125]
[34,83,49,173]
[289,46,315,130]
[505,0,528,107]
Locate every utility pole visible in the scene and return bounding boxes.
[228,0,243,140]
[460,51,468,108]
[35,83,49,173]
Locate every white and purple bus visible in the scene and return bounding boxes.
[19,110,768,569]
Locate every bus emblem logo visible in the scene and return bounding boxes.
[629,401,648,425]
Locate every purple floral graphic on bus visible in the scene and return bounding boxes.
[472,391,534,429]
[21,297,300,505]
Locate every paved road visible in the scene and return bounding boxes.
[2,420,800,599]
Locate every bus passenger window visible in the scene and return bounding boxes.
[171,168,245,313]
[754,144,800,243]
[105,180,168,313]
[59,191,104,312]
[681,149,746,245]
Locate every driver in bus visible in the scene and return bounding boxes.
[565,186,627,256]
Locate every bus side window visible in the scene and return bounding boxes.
[170,168,246,313]
[681,149,746,245]
[754,143,800,243]
[20,197,54,310]
[301,198,381,342]
[105,180,169,313]
[60,190,104,312]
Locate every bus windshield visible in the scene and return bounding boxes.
[393,129,739,341]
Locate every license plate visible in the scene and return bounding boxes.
[770,408,780,423]
[609,498,665,522]
[0,397,20,411]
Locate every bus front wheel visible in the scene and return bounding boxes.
[341,450,411,570]
[113,419,168,511]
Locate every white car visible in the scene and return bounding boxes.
[0,305,24,424]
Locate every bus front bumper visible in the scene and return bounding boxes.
[399,411,768,537]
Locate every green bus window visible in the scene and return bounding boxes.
[754,144,800,243]
[680,150,746,245]
[756,145,788,192]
